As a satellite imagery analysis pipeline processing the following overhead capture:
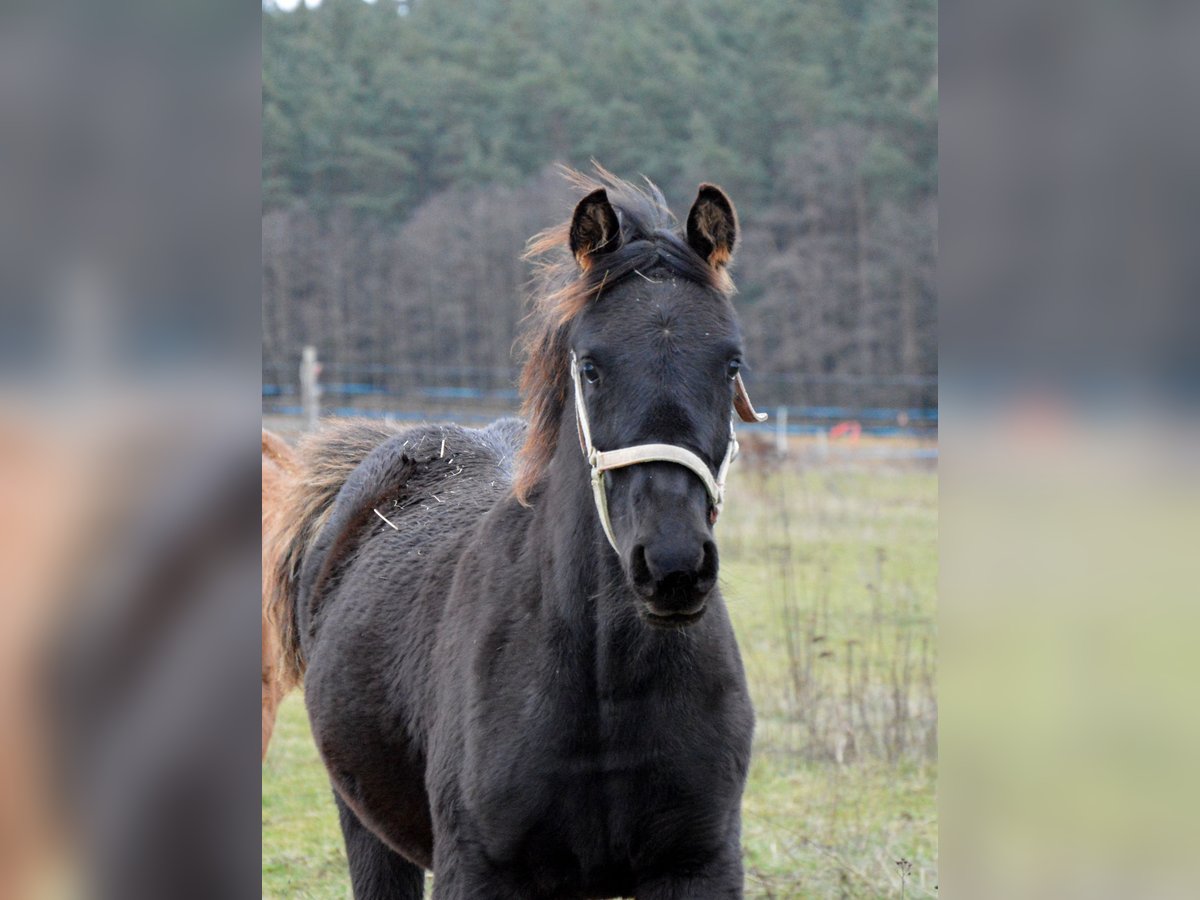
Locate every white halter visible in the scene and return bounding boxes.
[570,351,767,552]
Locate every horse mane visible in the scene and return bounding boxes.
[513,165,735,504]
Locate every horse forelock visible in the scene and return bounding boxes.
[512,166,735,505]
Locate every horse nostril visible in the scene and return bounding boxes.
[695,540,719,594]
[635,539,717,611]
[630,543,655,596]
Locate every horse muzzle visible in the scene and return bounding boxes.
[629,537,718,626]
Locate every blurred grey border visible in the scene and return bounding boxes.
[941,1,1200,897]
[1,1,260,898]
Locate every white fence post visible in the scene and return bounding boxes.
[775,406,789,458]
[300,345,322,430]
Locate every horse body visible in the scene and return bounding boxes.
[271,169,758,899]
[301,422,521,870]
[299,415,752,897]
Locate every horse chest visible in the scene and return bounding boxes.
[452,601,751,887]
[466,686,733,883]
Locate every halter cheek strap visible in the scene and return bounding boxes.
[570,351,767,552]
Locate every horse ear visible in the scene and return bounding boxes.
[685,183,738,269]
[568,188,620,268]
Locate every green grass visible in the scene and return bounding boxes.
[263,463,937,898]
[262,697,353,900]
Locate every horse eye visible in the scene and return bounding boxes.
[580,360,600,384]
[726,359,742,381]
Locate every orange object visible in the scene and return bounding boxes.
[829,421,862,443]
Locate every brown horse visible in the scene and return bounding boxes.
[262,428,300,760]
[0,419,73,898]
[3,413,260,897]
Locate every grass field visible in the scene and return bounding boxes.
[263,459,937,898]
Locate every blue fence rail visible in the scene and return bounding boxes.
[265,382,938,422]
[263,363,937,407]
[264,382,938,441]
[263,359,938,446]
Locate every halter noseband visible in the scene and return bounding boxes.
[570,351,767,552]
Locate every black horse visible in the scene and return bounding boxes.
[266,168,760,899]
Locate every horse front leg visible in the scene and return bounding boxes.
[428,842,527,900]
[333,791,426,900]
